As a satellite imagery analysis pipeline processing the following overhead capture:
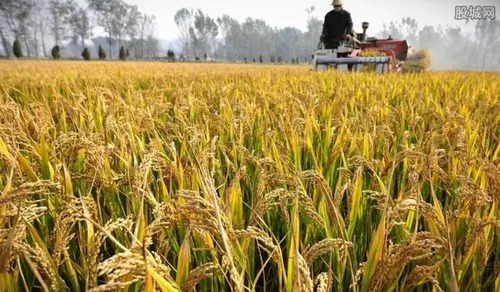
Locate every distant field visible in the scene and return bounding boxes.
[0,60,499,292]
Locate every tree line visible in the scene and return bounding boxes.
[0,0,161,60]
[174,7,500,69]
[1,0,499,69]
[173,6,324,63]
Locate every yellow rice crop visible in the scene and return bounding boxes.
[0,60,499,292]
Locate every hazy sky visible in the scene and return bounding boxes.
[81,0,499,40]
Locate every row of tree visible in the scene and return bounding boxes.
[0,0,161,59]
[1,0,499,69]
[173,6,323,63]
[173,6,500,69]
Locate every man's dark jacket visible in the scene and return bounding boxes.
[321,9,354,47]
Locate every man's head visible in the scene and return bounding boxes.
[331,0,343,11]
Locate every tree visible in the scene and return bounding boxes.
[379,21,403,39]
[119,45,126,60]
[275,27,302,62]
[87,0,120,58]
[13,39,22,57]
[189,27,199,59]
[110,2,137,50]
[69,6,92,49]
[174,8,193,59]
[51,45,61,59]
[144,16,159,58]
[0,20,11,56]
[217,15,241,60]
[137,13,156,59]
[401,17,419,45]
[474,20,500,68]
[0,0,36,57]
[19,0,35,57]
[304,6,322,58]
[233,17,275,62]
[48,0,75,46]
[191,9,215,58]
[81,47,90,60]
[417,25,443,49]
[207,17,218,60]
[34,0,49,57]
[98,45,106,59]
[193,9,208,57]
[146,36,160,58]
[137,13,149,58]
[240,18,256,60]
[125,5,140,58]
[27,0,40,57]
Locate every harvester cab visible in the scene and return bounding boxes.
[312,21,410,73]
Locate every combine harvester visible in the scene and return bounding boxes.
[312,21,426,73]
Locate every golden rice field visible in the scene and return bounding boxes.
[0,60,499,292]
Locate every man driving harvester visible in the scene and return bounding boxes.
[320,0,355,49]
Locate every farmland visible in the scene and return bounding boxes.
[0,60,499,292]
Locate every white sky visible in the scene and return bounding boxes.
[79,0,499,40]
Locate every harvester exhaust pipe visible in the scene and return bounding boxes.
[360,22,369,42]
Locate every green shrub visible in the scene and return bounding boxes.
[98,45,106,60]
[119,46,126,61]
[81,47,91,60]
[13,39,22,58]
[51,45,61,59]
